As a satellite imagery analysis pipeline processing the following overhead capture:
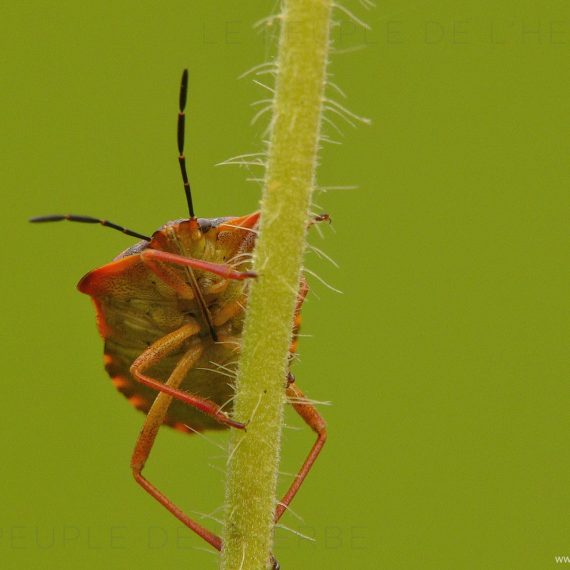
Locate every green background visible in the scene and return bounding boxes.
[2,1,568,568]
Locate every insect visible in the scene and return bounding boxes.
[31,70,327,560]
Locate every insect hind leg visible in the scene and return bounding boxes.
[275,381,327,523]
[131,341,222,550]
[130,334,279,567]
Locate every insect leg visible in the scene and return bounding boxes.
[131,341,223,549]
[131,331,279,568]
[140,253,196,300]
[274,382,327,523]
[130,324,244,430]
[141,249,256,281]
[211,295,246,327]
[308,213,331,227]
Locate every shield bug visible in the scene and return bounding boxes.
[31,70,327,557]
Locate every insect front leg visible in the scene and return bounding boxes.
[130,322,244,429]
[275,381,327,523]
[130,341,224,550]
[308,212,331,226]
[140,249,256,281]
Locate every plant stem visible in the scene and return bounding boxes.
[221,1,332,568]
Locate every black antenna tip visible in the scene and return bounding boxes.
[177,68,195,218]
[179,69,189,112]
[29,215,65,223]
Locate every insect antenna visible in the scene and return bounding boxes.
[177,69,195,218]
[29,215,151,241]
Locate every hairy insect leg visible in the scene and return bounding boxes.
[140,249,256,281]
[131,342,223,549]
[275,382,327,523]
[130,323,244,429]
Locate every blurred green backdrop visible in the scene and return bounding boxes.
[2,1,568,569]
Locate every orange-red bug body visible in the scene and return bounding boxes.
[78,214,261,433]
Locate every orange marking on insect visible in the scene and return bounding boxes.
[103,353,113,366]
[172,422,197,434]
[293,314,302,329]
[111,376,130,389]
[78,254,141,297]
[127,394,148,410]
[86,297,112,338]
[220,211,260,231]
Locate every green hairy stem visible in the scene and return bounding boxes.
[221,1,332,568]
